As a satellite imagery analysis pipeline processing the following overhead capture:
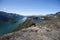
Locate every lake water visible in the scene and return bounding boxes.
[0,17,27,36]
[35,18,44,23]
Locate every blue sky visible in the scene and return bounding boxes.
[0,0,60,16]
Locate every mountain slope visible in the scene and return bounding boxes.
[0,11,24,24]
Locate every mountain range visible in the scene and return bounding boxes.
[0,11,24,24]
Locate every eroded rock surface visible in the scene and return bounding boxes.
[0,25,60,40]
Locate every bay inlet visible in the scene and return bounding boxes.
[0,17,27,36]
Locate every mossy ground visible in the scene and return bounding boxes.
[13,17,35,32]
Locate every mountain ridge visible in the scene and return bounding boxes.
[0,11,24,24]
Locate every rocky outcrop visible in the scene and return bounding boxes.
[0,27,60,40]
[0,19,60,40]
[13,17,36,32]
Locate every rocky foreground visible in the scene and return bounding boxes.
[0,20,60,40]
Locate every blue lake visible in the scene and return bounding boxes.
[35,18,44,23]
[0,17,27,36]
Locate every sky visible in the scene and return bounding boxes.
[0,0,60,16]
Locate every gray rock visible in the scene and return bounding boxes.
[0,26,60,40]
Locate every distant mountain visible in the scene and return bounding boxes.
[0,11,24,24]
[56,12,60,14]
[47,12,60,16]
